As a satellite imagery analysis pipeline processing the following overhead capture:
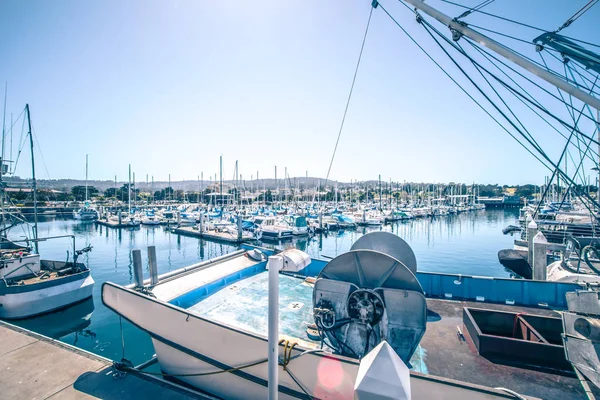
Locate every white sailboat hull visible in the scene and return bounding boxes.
[0,274,94,319]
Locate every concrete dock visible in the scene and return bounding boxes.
[0,321,210,399]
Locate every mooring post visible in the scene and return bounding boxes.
[237,214,243,241]
[527,218,537,266]
[148,245,159,286]
[532,231,548,281]
[267,255,283,400]
[132,249,144,288]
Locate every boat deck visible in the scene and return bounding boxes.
[185,271,598,400]
[0,321,211,399]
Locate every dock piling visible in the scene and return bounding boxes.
[532,231,548,281]
[527,218,537,266]
[148,246,159,286]
[132,249,144,288]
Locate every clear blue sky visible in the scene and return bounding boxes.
[1,0,599,185]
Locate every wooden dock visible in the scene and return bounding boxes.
[173,226,255,243]
[0,321,211,399]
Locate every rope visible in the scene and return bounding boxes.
[115,356,269,378]
[440,0,600,50]
[414,14,600,211]
[323,5,373,189]
[455,0,495,20]
[375,2,553,172]
[494,387,528,400]
[556,0,599,33]
[466,40,600,165]
[279,339,298,370]
[113,339,323,379]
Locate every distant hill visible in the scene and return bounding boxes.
[2,176,344,192]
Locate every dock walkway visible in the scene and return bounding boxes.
[0,321,210,399]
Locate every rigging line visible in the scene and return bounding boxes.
[467,40,568,110]
[466,22,600,73]
[560,62,585,166]
[571,62,600,121]
[543,46,600,93]
[30,126,52,180]
[456,40,546,157]
[556,0,599,33]
[543,49,600,94]
[565,63,600,182]
[2,108,25,138]
[539,51,588,136]
[323,6,373,186]
[464,36,600,115]
[467,41,600,164]
[555,69,599,190]
[455,0,494,20]
[439,0,600,50]
[399,1,600,124]
[375,2,553,171]
[457,35,600,138]
[13,111,27,172]
[418,15,600,211]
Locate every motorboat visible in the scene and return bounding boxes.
[253,216,293,240]
[141,211,161,226]
[73,206,98,221]
[0,237,94,319]
[284,215,310,236]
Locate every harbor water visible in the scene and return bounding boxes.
[9,208,518,366]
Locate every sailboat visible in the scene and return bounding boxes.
[1,104,94,319]
[73,154,98,220]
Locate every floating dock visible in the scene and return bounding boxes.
[0,321,210,399]
[172,226,254,243]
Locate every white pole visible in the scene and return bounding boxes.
[401,0,600,112]
[268,255,282,400]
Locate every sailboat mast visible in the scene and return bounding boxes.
[1,84,6,233]
[25,104,38,253]
[128,164,131,214]
[85,154,88,202]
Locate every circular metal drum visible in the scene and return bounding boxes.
[316,249,422,293]
[350,232,417,274]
